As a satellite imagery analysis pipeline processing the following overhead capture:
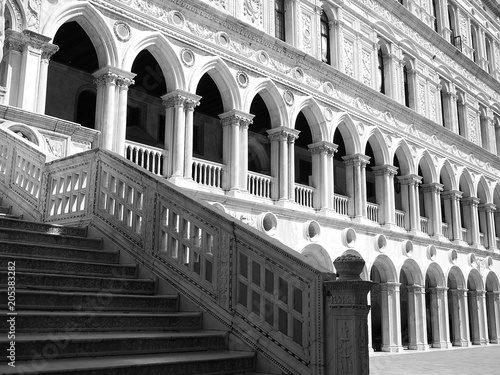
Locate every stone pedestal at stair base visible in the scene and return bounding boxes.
[324,254,373,375]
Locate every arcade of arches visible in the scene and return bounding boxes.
[2,3,500,355]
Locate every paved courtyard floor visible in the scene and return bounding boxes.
[370,345,500,375]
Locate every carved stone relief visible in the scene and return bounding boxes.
[362,50,371,86]
[343,40,355,78]
[302,14,312,55]
[244,0,262,26]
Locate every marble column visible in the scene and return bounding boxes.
[468,290,489,345]
[407,285,429,350]
[93,68,118,151]
[479,203,497,250]
[183,97,200,181]
[462,197,481,247]
[421,182,444,238]
[478,291,490,345]
[287,131,299,202]
[372,165,398,227]
[308,141,337,211]
[442,190,463,242]
[380,282,404,352]
[398,174,422,233]
[448,288,470,346]
[486,291,500,344]
[219,110,254,193]
[36,44,59,113]
[342,154,370,220]
[428,287,451,348]
[268,127,299,203]
[115,75,135,157]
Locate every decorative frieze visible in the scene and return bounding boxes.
[243,0,262,26]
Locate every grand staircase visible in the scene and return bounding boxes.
[0,199,256,374]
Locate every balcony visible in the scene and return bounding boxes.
[395,210,405,229]
[333,194,349,216]
[125,140,165,176]
[420,216,429,234]
[367,202,379,223]
[294,183,314,208]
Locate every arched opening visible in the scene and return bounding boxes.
[440,165,455,240]
[456,91,466,137]
[377,40,390,95]
[333,128,348,214]
[425,263,447,348]
[46,22,99,126]
[447,266,467,346]
[194,73,224,164]
[459,173,473,244]
[75,90,97,129]
[248,94,271,176]
[364,140,377,222]
[418,158,434,235]
[485,272,500,343]
[127,50,167,147]
[470,23,480,64]
[402,55,415,109]
[485,37,494,74]
[431,0,440,32]
[399,259,423,350]
[477,179,489,248]
[467,269,485,345]
[479,105,489,151]
[320,10,331,64]
[493,186,500,249]
[448,4,459,46]
[370,255,398,352]
[294,111,313,187]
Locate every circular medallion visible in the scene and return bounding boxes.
[257,50,269,65]
[180,49,195,67]
[216,32,230,47]
[169,11,185,27]
[113,21,131,42]
[236,71,249,88]
[323,81,334,95]
[283,90,294,106]
[293,67,304,81]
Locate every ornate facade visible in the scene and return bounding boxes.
[2,0,500,355]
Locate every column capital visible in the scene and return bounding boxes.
[93,66,136,88]
[308,141,338,155]
[406,284,425,294]
[478,202,496,213]
[219,109,254,128]
[461,196,480,207]
[161,89,200,109]
[380,282,401,292]
[397,174,422,185]
[267,126,300,143]
[371,164,398,177]
[41,43,59,60]
[441,189,463,200]
[4,29,56,54]
[420,182,444,193]
[341,153,370,167]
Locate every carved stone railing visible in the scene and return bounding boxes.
[395,210,405,228]
[461,227,468,242]
[0,124,346,375]
[294,183,314,208]
[333,193,349,216]
[480,232,485,247]
[192,157,223,189]
[367,202,379,223]
[124,140,165,176]
[247,171,273,199]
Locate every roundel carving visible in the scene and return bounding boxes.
[113,21,131,42]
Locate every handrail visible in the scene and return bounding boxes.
[0,125,333,375]
[333,193,349,216]
[395,210,405,228]
[420,216,429,234]
[367,202,379,223]
[192,157,223,189]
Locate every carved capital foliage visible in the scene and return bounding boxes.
[162,94,187,108]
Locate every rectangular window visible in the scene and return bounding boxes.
[275,0,285,41]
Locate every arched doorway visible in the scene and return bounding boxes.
[467,269,488,345]
[447,266,469,346]
[370,255,402,352]
[425,263,450,348]
[400,259,426,350]
[46,22,99,126]
[485,271,500,343]
[294,111,314,207]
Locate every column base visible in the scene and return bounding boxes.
[432,341,451,349]
[489,339,499,344]
[453,239,469,246]
[352,216,373,225]
[383,223,404,232]
[226,189,250,199]
[318,207,349,219]
[408,343,430,351]
[381,345,404,353]
[433,234,450,242]
[168,176,198,189]
[452,339,470,347]
[408,230,427,237]
[275,199,298,209]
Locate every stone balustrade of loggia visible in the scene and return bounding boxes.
[0,125,373,375]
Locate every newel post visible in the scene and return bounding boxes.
[324,254,373,375]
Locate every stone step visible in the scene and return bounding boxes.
[0,311,203,333]
[0,255,137,278]
[0,242,119,263]
[0,351,255,374]
[0,217,88,237]
[0,271,156,295]
[0,227,101,249]
[5,331,228,361]
[0,289,178,311]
